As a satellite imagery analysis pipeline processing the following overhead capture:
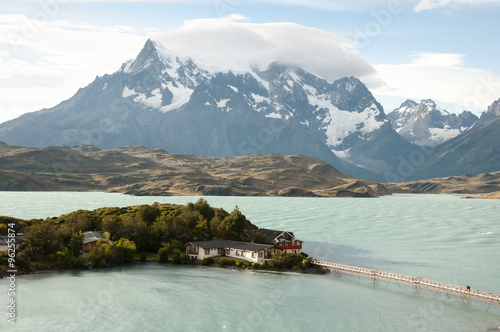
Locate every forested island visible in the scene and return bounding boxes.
[0,199,313,276]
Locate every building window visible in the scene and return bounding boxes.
[218,248,224,255]
[258,252,263,258]
[204,248,210,255]
[252,252,255,258]
[236,251,239,256]
[225,249,230,255]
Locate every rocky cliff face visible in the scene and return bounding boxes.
[478,97,500,124]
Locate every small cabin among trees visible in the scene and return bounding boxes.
[82,231,111,253]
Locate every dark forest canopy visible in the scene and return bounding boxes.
[1,199,269,254]
[0,199,271,270]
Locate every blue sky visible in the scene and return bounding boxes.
[1,0,499,123]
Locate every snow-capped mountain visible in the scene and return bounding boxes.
[387,99,478,146]
[0,39,416,181]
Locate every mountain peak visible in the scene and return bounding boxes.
[487,97,500,117]
[421,99,437,109]
[121,39,192,74]
[478,97,500,123]
[143,38,156,52]
[398,99,418,109]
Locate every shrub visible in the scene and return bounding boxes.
[236,260,247,268]
[114,238,137,264]
[260,262,267,269]
[219,258,227,266]
[301,259,311,269]
[179,253,191,264]
[158,247,169,263]
[268,259,279,268]
[201,258,215,266]
[15,251,32,270]
[172,249,191,264]
[227,259,236,266]
[251,262,259,269]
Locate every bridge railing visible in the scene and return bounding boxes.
[311,259,500,304]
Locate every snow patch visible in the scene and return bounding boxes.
[332,148,352,161]
[216,98,230,109]
[160,83,193,112]
[308,94,383,147]
[288,70,300,82]
[228,85,238,93]
[122,87,137,98]
[429,127,460,144]
[122,60,133,73]
[205,101,211,106]
[265,112,282,119]
[251,93,271,105]
[133,88,162,109]
[250,71,270,91]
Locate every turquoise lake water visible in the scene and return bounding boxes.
[0,192,499,331]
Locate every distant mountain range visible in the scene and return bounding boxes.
[0,142,389,197]
[387,99,477,147]
[407,115,500,180]
[0,39,499,182]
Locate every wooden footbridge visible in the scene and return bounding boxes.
[312,260,500,308]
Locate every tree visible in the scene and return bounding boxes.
[26,221,60,255]
[0,223,8,235]
[56,247,85,269]
[114,238,137,264]
[136,205,160,226]
[70,231,83,257]
[192,198,215,221]
[89,240,111,268]
[217,206,249,241]
[158,247,169,263]
[101,215,122,240]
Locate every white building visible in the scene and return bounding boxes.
[185,240,280,264]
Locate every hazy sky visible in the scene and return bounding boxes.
[1,0,499,124]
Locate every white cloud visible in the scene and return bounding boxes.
[18,0,410,11]
[371,52,500,112]
[0,14,376,123]
[0,14,148,123]
[148,15,375,82]
[414,0,499,12]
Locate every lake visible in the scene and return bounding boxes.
[1,192,499,331]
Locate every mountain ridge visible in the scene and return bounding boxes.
[1,39,498,182]
[0,143,389,197]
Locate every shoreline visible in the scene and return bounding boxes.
[2,258,327,279]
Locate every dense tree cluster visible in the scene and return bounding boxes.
[0,199,268,270]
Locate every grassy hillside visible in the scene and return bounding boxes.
[389,171,500,199]
[0,142,388,197]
